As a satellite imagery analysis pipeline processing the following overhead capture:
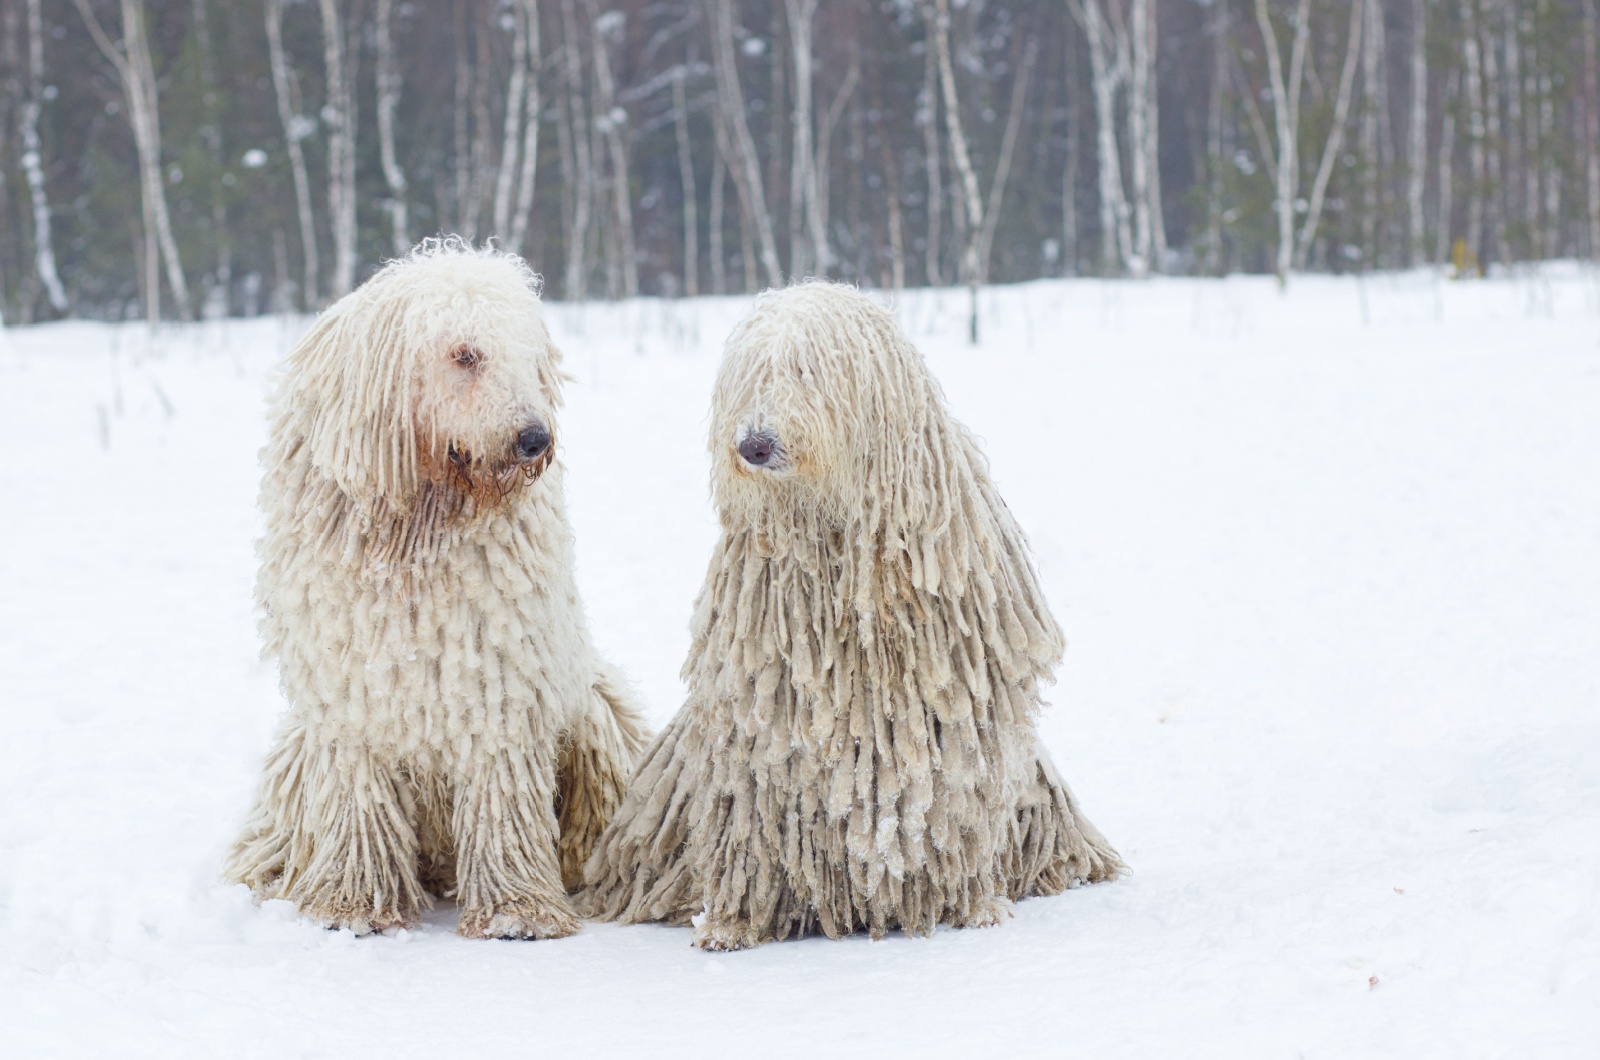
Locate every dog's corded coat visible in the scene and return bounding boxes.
[226,240,649,938]
[581,282,1121,949]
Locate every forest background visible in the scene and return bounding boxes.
[2,0,1596,322]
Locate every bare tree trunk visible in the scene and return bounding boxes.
[1480,0,1504,266]
[75,0,191,324]
[920,40,944,285]
[812,48,859,279]
[977,39,1038,285]
[1144,0,1167,268]
[710,139,727,294]
[1294,0,1364,269]
[559,0,593,298]
[1254,0,1311,284]
[881,137,906,292]
[1204,0,1227,273]
[706,0,782,286]
[192,0,232,311]
[265,0,319,306]
[784,0,819,276]
[20,0,66,313]
[376,0,410,256]
[1070,0,1133,273]
[508,0,543,255]
[1436,69,1459,264]
[1064,15,1083,275]
[1461,0,1486,265]
[319,0,357,296]
[1587,0,1600,256]
[931,0,983,342]
[492,0,532,241]
[1128,0,1154,273]
[454,0,473,233]
[673,66,699,296]
[1408,0,1428,266]
[589,4,637,298]
[1359,0,1383,266]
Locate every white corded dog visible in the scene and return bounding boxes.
[582,282,1122,949]
[227,239,648,938]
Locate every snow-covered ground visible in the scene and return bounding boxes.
[2,269,1597,1057]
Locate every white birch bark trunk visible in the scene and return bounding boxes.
[559,0,593,298]
[1408,0,1428,266]
[376,0,410,256]
[673,67,699,296]
[1587,0,1600,256]
[589,5,637,298]
[1436,70,1458,264]
[21,0,67,312]
[932,0,984,341]
[1128,0,1153,274]
[784,0,818,276]
[1294,0,1364,270]
[812,51,859,280]
[1070,0,1133,273]
[920,41,944,285]
[508,0,542,256]
[493,0,531,240]
[977,39,1038,285]
[1254,0,1310,284]
[75,0,192,323]
[319,0,357,297]
[1460,0,1486,263]
[706,0,782,286]
[265,0,319,306]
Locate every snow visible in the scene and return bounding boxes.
[2,270,1597,1056]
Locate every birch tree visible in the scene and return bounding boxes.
[376,0,410,256]
[266,0,318,306]
[20,0,67,313]
[1252,0,1363,280]
[1408,0,1428,265]
[1067,0,1134,272]
[74,0,191,324]
[930,0,983,341]
[589,6,637,298]
[319,0,358,297]
[706,0,782,286]
[673,66,699,296]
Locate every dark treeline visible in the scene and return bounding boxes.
[3,0,1599,322]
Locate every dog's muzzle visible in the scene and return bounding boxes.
[738,430,777,468]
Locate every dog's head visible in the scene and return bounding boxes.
[286,238,564,514]
[709,281,959,540]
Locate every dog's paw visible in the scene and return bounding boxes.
[956,895,1013,931]
[691,916,767,952]
[306,905,419,936]
[458,899,580,940]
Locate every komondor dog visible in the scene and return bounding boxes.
[226,239,649,939]
[580,282,1122,950]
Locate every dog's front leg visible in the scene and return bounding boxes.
[452,744,580,939]
[232,732,428,935]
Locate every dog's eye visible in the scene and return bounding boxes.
[451,346,482,369]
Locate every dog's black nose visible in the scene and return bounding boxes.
[516,423,551,462]
[738,434,773,467]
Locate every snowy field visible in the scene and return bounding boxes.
[2,269,1598,1057]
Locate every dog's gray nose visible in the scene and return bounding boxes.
[516,423,551,462]
[738,433,773,467]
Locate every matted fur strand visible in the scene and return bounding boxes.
[226,238,650,938]
[581,282,1122,949]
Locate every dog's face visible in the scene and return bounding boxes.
[709,283,933,532]
[410,267,562,505]
[291,243,564,513]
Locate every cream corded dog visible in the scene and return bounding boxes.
[227,239,648,938]
[581,282,1121,949]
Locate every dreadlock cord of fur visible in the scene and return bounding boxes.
[226,239,650,938]
[580,282,1122,950]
